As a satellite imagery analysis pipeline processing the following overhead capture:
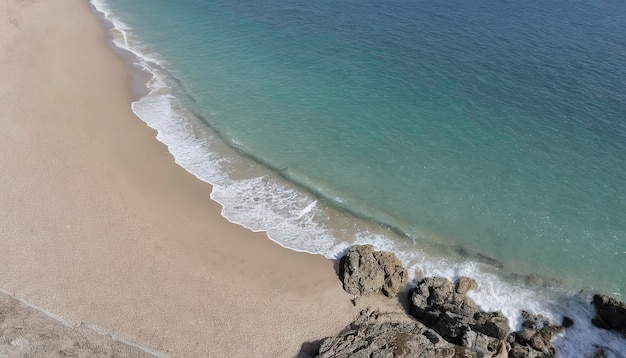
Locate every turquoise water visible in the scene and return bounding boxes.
[92,0,626,354]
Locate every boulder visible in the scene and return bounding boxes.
[316,309,461,358]
[456,276,478,294]
[340,245,408,297]
[561,316,574,328]
[592,294,626,334]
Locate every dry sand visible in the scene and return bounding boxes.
[0,0,404,357]
[0,290,159,357]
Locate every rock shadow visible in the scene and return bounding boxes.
[296,339,323,358]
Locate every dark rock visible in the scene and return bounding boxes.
[340,245,408,298]
[561,316,574,328]
[456,276,478,294]
[316,309,460,358]
[591,317,612,330]
[592,294,626,334]
[591,348,607,358]
[509,311,563,358]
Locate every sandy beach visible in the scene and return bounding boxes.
[0,0,403,356]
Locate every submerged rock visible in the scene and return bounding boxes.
[340,245,408,297]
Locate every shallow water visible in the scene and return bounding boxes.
[91,0,626,355]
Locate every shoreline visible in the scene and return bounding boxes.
[86,0,624,304]
[92,0,626,354]
[2,0,625,357]
[0,0,402,356]
[86,0,626,355]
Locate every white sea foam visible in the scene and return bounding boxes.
[90,1,626,356]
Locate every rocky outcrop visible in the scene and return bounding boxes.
[409,276,507,347]
[409,277,563,358]
[592,294,626,337]
[507,311,564,358]
[325,246,573,357]
[316,309,462,358]
[340,245,408,297]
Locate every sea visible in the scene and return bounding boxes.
[89,0,626,355]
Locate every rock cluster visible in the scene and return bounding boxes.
[408,276,566,358]
[317,246,605,358]
[340,245,408,297]
[591,294,626,337]
[409,276,510,358]
[507,311,564,358]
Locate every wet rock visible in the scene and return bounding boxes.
[561,316,574,328]
[409,276,509,348]
[591,348,607,358]
[509,311,563,358]
[456,276,478,294]
[591,317,612,330]
[340,245,408,297]
[592,294,626,334]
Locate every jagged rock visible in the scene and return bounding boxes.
[592,294,626,334]
[316,309,462,358]
[410,277,479,321]
[340,245,408,297]
[492,340,509,358]
[456,276,478,294]
[409,276,508,347]
[509,311,563,358]
[460,330,502,358]
[509,342,543,358]
[471,311,510,340]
